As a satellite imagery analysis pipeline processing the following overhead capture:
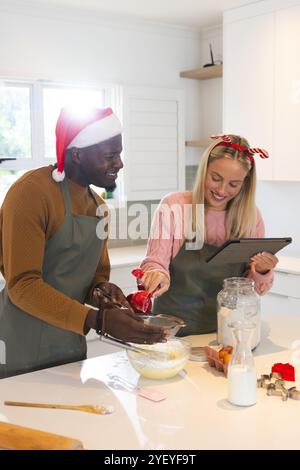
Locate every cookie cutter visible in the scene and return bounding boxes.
[257,373,300,402]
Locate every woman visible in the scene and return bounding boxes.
[139,134,278,336]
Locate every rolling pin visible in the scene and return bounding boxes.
[0,421,84,450]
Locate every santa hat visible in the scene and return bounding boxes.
[53,106,122,182]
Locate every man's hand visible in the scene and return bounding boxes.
[104,308,167,344]
[84,307,167,344]
[141,270,170,297]
[92,282,132,310]
[250,252,278,274]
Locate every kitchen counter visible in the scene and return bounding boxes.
[276,255,300,275]
[108,245,147,268]
[0,248,298,285]
[1,307,300,450]
[0,245,148,287]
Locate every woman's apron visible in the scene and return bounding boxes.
[153,242,246,336]
[0,179,103,378]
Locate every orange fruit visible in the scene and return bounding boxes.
[223,353,232,365]
[218,350,227,360]
[223,345,233,354]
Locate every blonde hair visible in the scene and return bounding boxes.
[192,135,257,240]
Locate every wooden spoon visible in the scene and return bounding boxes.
[4,401,114,415]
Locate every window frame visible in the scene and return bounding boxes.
[0,79,116,171]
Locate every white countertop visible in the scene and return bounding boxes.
[1,307,300,450]
[276,255,300,275]
[108,247,300,274]
[0,245,148,285]
[0,248,298,282]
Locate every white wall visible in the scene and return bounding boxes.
[0,0,203,171]
[185,25,223,166]
[0,1,201,86]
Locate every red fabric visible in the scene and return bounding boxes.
[55,107,113,173]
[272,363,295,381]
[215,141,254,165]
[210,134,269,165]
[126,291,153,314]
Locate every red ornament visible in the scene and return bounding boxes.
[126,268,153,313]
[271,363,295,382]
[131,269,144,280]
[127,291,152,314]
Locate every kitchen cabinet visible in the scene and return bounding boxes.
[223,1,300,181]
[274,5,300,180]
[261,255,300,317]
[108,245,147,296]
[223,12,274,180]
[109,265,137,296]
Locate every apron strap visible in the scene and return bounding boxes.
[60,180,99,213]
[60,179,73,215]
[87,187,100,208]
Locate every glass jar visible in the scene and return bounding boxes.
[217,277,260,350]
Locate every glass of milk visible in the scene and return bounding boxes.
[227,320,257,407]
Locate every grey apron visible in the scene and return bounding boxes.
[153,242,246,336]
[0,179,103,378]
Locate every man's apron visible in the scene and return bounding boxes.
[0,179,103,378]
[153,242,246,336]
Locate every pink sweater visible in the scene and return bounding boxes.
[140,191,274,295]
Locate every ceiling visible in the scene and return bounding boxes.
[35,0,264,29]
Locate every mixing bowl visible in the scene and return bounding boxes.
[127,338,191,379]
[140,314,186,337]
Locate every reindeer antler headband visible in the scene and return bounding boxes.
[210,134,269,166]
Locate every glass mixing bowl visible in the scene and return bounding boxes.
[140,314,186,337]
[126,338,191,379]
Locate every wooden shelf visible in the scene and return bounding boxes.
[185,139,211,148]
[180,64,222,80]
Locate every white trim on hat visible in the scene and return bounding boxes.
[67,113,122,149]
[52,168,65,182]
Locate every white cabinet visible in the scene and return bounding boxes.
[223,1,300,182]
[108,245,147,295]
[223,12,274,180]
[261,266,300,316]
[274,5,300,180]
[109,265,137,296]
[261,293,300,317]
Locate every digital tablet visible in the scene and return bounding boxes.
[206,237,292,265]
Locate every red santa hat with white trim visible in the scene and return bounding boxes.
[52,106,122,182]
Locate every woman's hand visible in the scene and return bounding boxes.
[92,282,132,310]
[250,252,278,274]
[141,270,170,297]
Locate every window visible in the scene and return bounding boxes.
[0,170,27,206]
[0,80,113,202]
[0,83,31,160]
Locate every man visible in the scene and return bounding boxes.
[0,106,165,379]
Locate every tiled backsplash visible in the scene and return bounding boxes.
[108,166,197,248]
[108,199,159,249]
